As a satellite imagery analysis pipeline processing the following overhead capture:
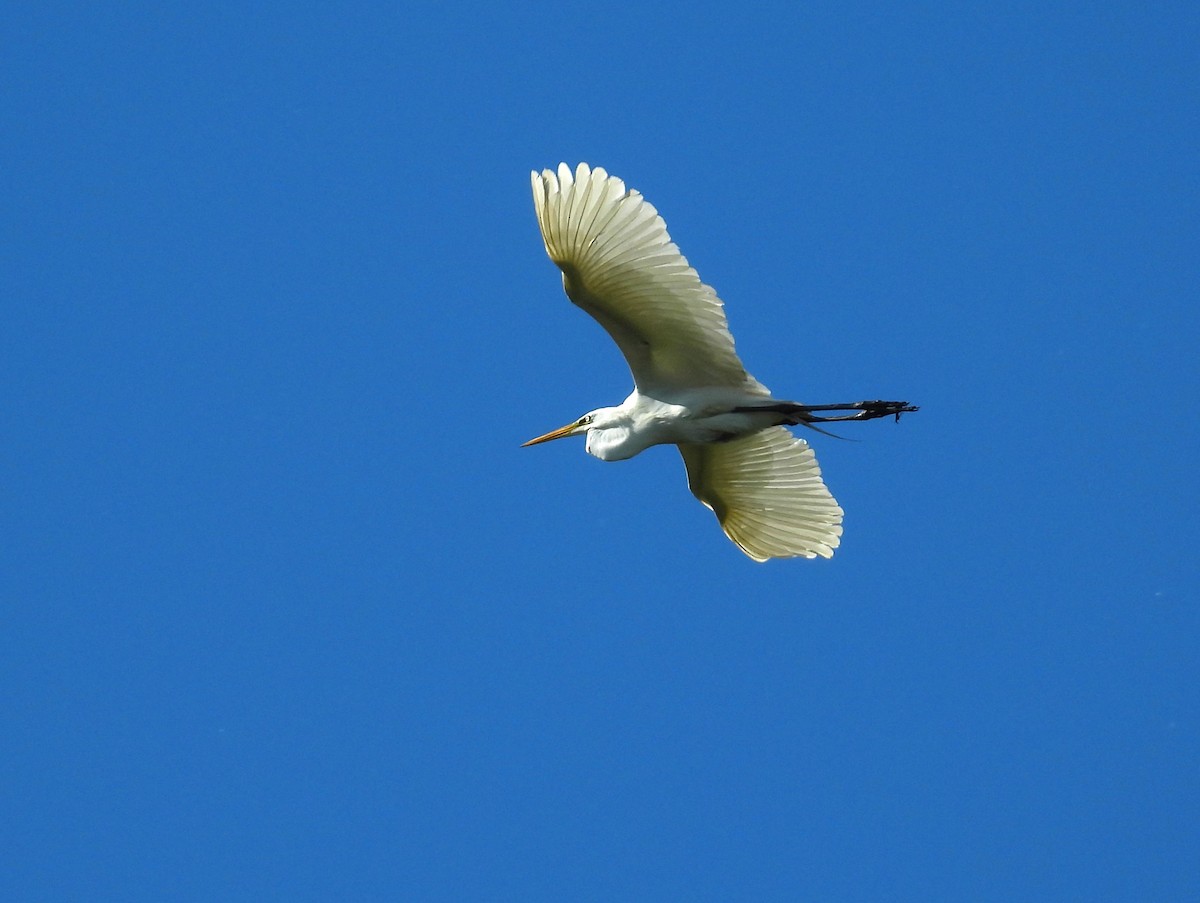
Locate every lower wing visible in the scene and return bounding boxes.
[678,427,843,561]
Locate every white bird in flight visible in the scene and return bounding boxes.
[523,163,916,561]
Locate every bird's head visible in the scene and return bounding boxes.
[522,407,634,461]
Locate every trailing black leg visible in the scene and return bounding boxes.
[733,399,918,424]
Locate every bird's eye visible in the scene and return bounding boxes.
[579,415,592,426]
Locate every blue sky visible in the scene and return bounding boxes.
[3,2,1197,899]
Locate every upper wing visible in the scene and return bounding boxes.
[531,163,769,398]
[679,427,843,561]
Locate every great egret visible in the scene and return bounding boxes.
[523,163,916,561]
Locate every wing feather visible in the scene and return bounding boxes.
[531,163,769,398]
[679,427,843,561]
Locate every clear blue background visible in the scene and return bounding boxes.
[4,2,1197,899]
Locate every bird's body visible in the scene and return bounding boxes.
[570,389,790,462]
[524,163,915,561]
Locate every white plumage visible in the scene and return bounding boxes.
[530,162,767,398]
[524,163,912,561]
[678,427,841,562]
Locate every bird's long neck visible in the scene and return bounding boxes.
[584,405,646,461]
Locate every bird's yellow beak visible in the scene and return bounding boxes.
[521,421,581,447]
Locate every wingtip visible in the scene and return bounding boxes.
[533,163,605,187]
